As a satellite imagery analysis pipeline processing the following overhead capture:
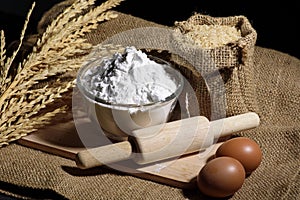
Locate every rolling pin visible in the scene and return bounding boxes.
[75,112,260,169]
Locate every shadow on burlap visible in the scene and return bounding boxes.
[0,1,299,199]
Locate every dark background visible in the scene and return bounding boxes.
[0,0,299,57]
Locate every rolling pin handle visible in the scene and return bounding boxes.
[212,112,260,139]
[75,141,132,169]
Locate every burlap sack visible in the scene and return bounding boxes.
[170,13,258,119]
[0,1,299,200]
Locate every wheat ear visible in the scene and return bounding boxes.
[0,2,35,94]
[0,0,124,147]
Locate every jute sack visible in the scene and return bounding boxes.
[170,13,258,119]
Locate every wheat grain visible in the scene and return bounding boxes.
[2,2,35,79]
[0,2,35,96]
[0,80,73,129]
[35,0,96,51]
[180,24,242,49]
[0,106,67,145]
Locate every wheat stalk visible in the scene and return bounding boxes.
[0,2,35,95]
[35,0,96,51]
[0,0,125,147]
[0,30,6,70]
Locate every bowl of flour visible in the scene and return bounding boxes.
[76,46,184,141]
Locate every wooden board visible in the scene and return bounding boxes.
[18,117,222,189]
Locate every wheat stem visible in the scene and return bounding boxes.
[36,0,96,51]
[0,30,6,69]
[0,2,35,102]
[3,2,35,74]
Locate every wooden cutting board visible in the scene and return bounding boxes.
[18,117,222,189]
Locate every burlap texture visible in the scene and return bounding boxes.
[0,3,299,200]
[171,13,258,118]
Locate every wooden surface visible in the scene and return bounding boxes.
[18,117,222,189]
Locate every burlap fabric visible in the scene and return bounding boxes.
[171,13,258,118]
[0,3,299,200]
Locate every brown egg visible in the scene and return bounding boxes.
[215,137,262,174]
[197,157,246,198]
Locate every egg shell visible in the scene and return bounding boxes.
[216,136,262,174]
[197,156,246,198]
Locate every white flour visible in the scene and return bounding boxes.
[82,46,178,105]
